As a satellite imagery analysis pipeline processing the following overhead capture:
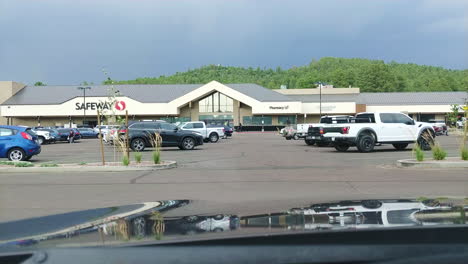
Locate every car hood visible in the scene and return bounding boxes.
[0,198,466,250]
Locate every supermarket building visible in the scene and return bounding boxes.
[0,80,466,129]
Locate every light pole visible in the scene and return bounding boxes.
[77,86,91,125]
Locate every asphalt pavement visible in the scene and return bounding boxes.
[1,133,467,222]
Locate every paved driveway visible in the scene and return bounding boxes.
[0,133,466,222]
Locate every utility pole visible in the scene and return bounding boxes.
[319,82,322,117]
[77,86,91,125]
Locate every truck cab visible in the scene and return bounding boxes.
[178,121,225,143]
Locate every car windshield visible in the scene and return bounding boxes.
[1,0,468,256]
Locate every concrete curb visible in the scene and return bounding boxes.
[397,158,468,168]
[0,160,177,173]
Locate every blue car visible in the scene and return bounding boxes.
[0,125,41,161]
[77,128,98,138]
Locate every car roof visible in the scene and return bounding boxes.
[0,125,28,131]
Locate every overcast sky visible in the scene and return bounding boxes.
[0,0,466,85]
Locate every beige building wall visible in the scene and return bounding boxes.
[238,103,252,125]
[179,104,192,119]
[0,81,26,125]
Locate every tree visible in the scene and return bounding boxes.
[34,81,46,86]
[446,104,460,127]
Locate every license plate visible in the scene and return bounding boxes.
[331,137,335,141]
[306,136,315,140]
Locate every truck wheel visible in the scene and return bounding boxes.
[418,130,433,151]
[37,136,45,145]
[209,133,219,143]
[392,143,408,150]
[293,134,299,140]
[305,139,315,145]
[334,143,349,152]
[285,137,292,140]
[357,135,375,153]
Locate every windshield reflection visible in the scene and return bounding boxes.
[1,199,466,249]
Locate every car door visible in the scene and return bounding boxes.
[160,123,179,146]
[393,113,418,141]
[378,113,401,142]
[0,128,15,157]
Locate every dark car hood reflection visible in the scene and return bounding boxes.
[0,198,466,249]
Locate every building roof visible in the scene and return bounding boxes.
[2,82,293,105]
[225,83,293,102]
[357,92,468,105]
[286,94,358,102]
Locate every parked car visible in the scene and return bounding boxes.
[0,125,41,161]
[93,125,120,137]
[56,128,81,142]
[178,121,224,143]
[127,121,204,151]
[302,115,353,145]
[309,112,435,152]
[457,117,466,129]
[427,119,448,136]
[222,125,233,138]
[77,128,99,138]
[31,128,53,145]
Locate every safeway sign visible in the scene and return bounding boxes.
[115,100,126,111]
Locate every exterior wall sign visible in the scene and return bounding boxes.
[75,102,112,110]
[74,100,127,111]
[269,105,289,110]
[115,100,126,111]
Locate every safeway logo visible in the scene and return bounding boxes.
[115,100,126,111]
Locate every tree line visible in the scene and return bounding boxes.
[106,57,467,92]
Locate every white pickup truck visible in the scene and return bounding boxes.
[31,128,52,145]
[178,121,225,143]
[310,112,435,152]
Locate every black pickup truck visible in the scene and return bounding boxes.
[305,116,352,146]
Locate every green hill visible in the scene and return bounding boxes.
[107,57,468,92]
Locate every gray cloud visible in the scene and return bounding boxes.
[0,0,466,85]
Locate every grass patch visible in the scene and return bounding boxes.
[134,152,142,164]
[14,162,33,167]
[413,144,424,161]
[152,151,160,164]
[122,155,130,166]
[461,147,468,161]
[0,161,16,166]
[431,143,447,160]
[79,162,87,165]
[40,163,59,167]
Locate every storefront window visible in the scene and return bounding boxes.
[243,116,272,125]
[278,115,296,125]
[160,117,191,123]
[199,92,233,113]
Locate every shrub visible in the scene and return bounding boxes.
[0,161,15,165]
[461,147,468,161]
[134,152,142,163]
[152,151,160,164]
[40,163,58,167]
[122,155,130,166]
[14,162,33,167]
[413,144,424,162]
[79,162,87,165]
[432,143,447,160]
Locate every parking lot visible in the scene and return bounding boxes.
[1,132,467,222]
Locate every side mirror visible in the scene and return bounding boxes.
[174,127,179,132]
